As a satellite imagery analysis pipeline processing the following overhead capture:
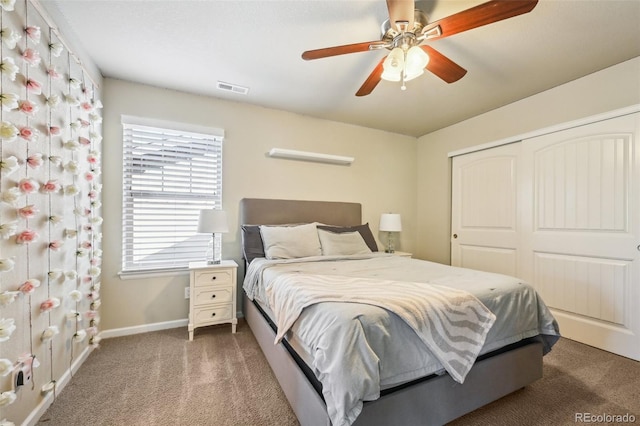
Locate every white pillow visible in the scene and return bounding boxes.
[317,229,371,256]
[260,223,322,259]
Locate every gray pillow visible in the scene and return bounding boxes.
[259,223,322,260]
[318,229,371,256]
[316,223,378,252]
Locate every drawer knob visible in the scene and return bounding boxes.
[211,294,216,299]
[211,313,216,317]
[211,276,217,280]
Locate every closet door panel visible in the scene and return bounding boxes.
[522,112,639,360]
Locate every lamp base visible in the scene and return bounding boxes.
[206,260,221,265]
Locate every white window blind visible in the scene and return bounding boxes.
[121,118,223,273]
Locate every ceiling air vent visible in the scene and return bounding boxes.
[216,81,249,95]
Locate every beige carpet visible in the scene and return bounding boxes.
[38,320,639,426]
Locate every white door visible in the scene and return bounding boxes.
[521,113,640,360]
[451,143,522,277]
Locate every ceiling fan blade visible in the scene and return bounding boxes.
[423,0,538,41]
[386,0,415,31]
[421,46,467,83]
[356,57,386,97]
[302,41,382,60]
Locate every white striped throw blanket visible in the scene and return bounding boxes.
[266,272,496,384]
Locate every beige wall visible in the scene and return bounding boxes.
[415,57,640,265]
[101,78,417,331]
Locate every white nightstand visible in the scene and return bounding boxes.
[188,260,238,340]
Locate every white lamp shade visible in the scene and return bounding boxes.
[197,209,229,233]
[381,47,404,82]
[404,46,429,81]
[379,213,402,232]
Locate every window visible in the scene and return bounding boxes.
[121,116,223,274]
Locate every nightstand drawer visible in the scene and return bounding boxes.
[194,304,232,324]
[193,269,233,287]
[193,286,233,306]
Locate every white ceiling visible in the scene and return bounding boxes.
[40,0,640,137]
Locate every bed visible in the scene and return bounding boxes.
[240,198,559,426]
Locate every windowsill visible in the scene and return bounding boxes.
[118,268,189,280]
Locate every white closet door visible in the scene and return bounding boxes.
[521,113,640,360]
[451,143,522,277]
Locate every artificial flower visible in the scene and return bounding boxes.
[0,188,21,206]
[48,240,63,251]
[78,136,91,146]
[89,335,102,348]
[24,26,41,43]
[19,126,38,141]
[0,318,16,342]
[88,266,101,277]
[88,190,97,199]
[0,121,18,141]
[0,391,16,407]
[21,48,41,66]
[0,258,14,272]
[94,233,103,242]
[88,290,99,300]
[18,99,38,116]
[90,257,101,266]
[42,180,61,193]
[0,221,17,239]
[66,310,81,322]
[41,381,56,394]
[64,94,79,106]
[91,216,104,225]
[94,100,103,109]
[86,326,98,337]
[85,310,99,320]
[0,291,19,306]
[89,112,102,124]
[87,151,100,164]
[69,121,79,131]
[76,247,88,257]
[80,101,93,112]
[90,166,102,176]
[64,270,77,281]
[25,78,42,95]
[0,359,13,376]
[0,156,19,175]
[82,276,92,284]
[83,224,93,232]
[0,92,18,110]
[46,93,61,107]
[18,278,40,294]
[80,241,92,249]
[84,171,95,182]
[89,131,102,143]
[93,249,103,258]
[78,119,90,128]
[41,326,59,342]
[49,126,61,136]
[90,300,101,310]
[90,200,102,210]
[68,77,81,88]
[92,282,101,291]
[48,269,63,280]
[63,140,80,151]
[64,229,77,239]
[68,290,82,302]
[17,204,38,219]
[26,153,43,168]
[48,215,63,225]
[74,207,91,217]
[40,298,60,313]
[49,155,62,166]
[0,27,21,49]
[18,178,39,194]
[63,184,79,196]
[49,42,63,57]
[0,0,16,12]
[64,160,80,174]
[72,329,87,343]
[15,229,39,244]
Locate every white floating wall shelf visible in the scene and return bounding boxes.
[268,148,354,165]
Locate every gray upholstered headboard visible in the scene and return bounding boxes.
[240,198,362,226]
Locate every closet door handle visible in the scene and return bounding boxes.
[453,234,458,239]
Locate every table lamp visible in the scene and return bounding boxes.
[197,209,229,264]
[379,213,402,253]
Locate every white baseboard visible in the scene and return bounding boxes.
[24,345,93,426]
[100,318,188,339]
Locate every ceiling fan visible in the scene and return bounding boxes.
[301,0,538,96]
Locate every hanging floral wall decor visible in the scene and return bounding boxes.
[0,0,102,424]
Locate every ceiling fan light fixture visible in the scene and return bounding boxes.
[404,46,429,81]
[381,47,404,81]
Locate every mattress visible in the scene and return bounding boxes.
[243,253,560,426]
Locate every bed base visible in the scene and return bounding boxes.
[244,293,543,426]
